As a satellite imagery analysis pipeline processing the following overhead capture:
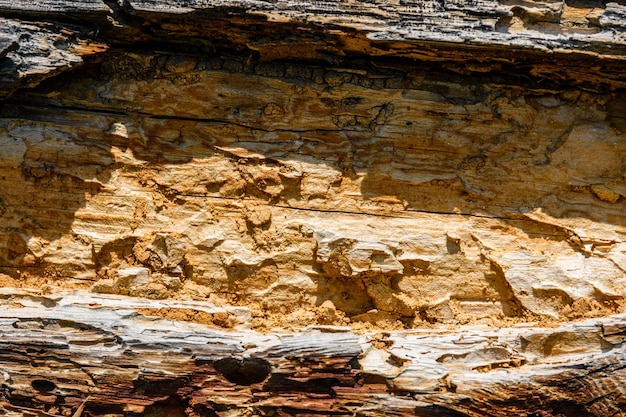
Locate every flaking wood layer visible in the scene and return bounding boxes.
[0,1,625,415]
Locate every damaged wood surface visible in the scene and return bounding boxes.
[0,19,106,99]
[0,290,624,417]
[1,0,626,95]
[3,0,626,54]
[0,0,626,416]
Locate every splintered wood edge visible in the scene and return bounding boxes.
[0,290,623,415]
[0,0,625,99]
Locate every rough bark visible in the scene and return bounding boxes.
[0,1,626,416]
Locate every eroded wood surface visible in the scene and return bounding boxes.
[0,1,625,416]
[0,290,623,416]
[1,0,626,96]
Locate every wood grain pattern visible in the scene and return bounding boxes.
[0,1,625,416]
[0,291,623,416]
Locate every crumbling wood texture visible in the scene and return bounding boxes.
[0,291,625,416]
[1,1,626,416]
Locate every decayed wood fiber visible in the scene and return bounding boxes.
[0,1,626,416]
[0,291,624,416]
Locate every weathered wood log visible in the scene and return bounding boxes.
[1,1,626,416]
[0,290,624,416]
[2,0,626,93]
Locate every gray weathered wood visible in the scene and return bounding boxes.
[1,0,626,97]
[0,290,624,416]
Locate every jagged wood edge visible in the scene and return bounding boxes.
[0,291,623,416]
[1,0,626,98]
